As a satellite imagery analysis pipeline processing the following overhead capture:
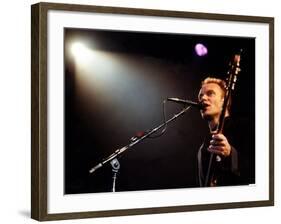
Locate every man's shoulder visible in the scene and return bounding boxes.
[227,116,254,128]
[225,116,254,137]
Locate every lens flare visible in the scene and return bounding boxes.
[195,43,208,56]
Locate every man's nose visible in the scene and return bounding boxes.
[201,94,208,101]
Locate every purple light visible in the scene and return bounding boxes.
[195,43,208,56]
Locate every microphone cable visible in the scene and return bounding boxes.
[147,99,168,138]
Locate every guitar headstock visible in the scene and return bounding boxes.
[226,49,242,91]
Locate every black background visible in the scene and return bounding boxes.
[64,28,255,194]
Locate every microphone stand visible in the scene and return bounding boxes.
[110,158,120,192]
[89,105,193,192]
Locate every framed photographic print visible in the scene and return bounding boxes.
[31,2,274,221]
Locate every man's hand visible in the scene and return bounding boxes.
[208,133,231,157]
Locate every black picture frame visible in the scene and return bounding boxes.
[31,2,274,221]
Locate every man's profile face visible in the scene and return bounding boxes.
[198,83,224,121]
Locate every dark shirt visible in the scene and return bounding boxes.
[197,117,255,187]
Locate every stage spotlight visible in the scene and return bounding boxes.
[70,42,92,62]
[195,43,208,56]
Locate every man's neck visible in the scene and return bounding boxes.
[208,119,219,132]
[208,112,229,132]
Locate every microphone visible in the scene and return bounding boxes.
[167,98,203,109]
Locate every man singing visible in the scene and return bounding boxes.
[197,77,255,187]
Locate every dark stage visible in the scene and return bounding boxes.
[64,28,255,194]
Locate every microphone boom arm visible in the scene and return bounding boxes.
[89,105,193,174]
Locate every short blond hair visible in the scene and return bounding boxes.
[201,77,227,95]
